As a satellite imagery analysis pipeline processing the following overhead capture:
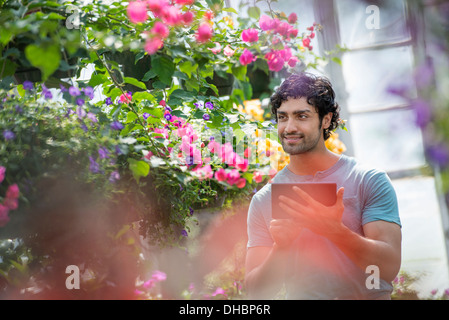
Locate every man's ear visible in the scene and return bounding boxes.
[322,112,332,130]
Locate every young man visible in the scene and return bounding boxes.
[245,73,402,300]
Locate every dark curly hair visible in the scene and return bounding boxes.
[270,72,340,140]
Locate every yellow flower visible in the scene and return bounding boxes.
[325,133,347,154]
[236,100,265,122]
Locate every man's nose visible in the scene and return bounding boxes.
[284,118,298,134]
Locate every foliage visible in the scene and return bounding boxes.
[0,0,347,298]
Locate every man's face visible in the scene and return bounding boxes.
[276,97,325,155]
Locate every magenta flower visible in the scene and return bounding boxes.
[239,49,256,66]
[145,36,164,55]
[127,1,148,24]
[288,12,297,24]
[259,15,276,31]
[0,204,10,227]
[214,168,227,181]
[0,166,5,183]
[226,169,240,185]
[196,23,213,43]
[241,28,259,42]
[151,21,170,39]
[6,184,19,199]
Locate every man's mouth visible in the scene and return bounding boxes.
[282,135,303,143]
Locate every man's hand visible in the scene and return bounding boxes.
[278,186,346,240]
[269,218,302,248]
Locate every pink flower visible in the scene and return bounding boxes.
[302,37,312,50]
[174,0,194,4]
[208,42,222,54]
[181,11,194,25]
[265,51,284,72]
[147,0,168,17]
[288,56,299,67]
[235,178,246,189]
[239,49,256,66]
[151,21,169,39]
[196,165,213,180]
[196,23,213,43]
[3,198,18,210]
[241,28,259,42]
[275,21,290,37]
[226,169,240,185]
[151,270,167,282]
[161,5,182,26]
[212,287,227,297]
[127,1,148,24]
[6,184,19,199]
[223,45,235,57]
[288,12,297,24]
[119,92,132,103]
[0,204,9,227]
[253,171,263,183]
[0,166,5,183]
[289,28,298,38]
[236,158,249,172]
[214,168,227,182]
[259,15,276,31]
[145,36,164,54]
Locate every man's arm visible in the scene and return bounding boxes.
[278,186,402,282]
[245,219,302,299]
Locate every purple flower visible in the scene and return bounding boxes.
[83,86,95,100]
[89,156,100,173]
[205,102,214,109]
[59,84,68,92]
[164,113,172,121]
[427,143,449,168]
[143,112,150,120]
[87,112,97,123]
[76,98,85,106]
[194,101,204,108]
[203,113,210,121]
[98,146,110,159]
[111,121,124,130]
[189,207,194,216]
[69,86,81,97]
[76,107,86,119]
[105,97,112,105]
[44,90,52,99]
[3,130,15,141]
[23,80,33,91]
[109,170,120,183]
[165,106,172,112]
[181,229,188,237]
[411,99,432,128]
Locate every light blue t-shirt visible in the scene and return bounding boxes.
[247,154,401,299]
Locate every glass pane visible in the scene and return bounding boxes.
[336,0,410,49]
[342,46,417,112]
[392,176,449,295]
[349,109,426,172]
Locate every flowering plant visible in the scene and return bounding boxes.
[0,0,347,299]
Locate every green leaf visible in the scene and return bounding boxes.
[151,55,175,85]
[128,158,150,181]
[247,6,261,20]
[179,61,198,78]
[124,77,147,90]
[24,44,61,80]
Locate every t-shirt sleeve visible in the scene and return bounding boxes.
[362,170,401,227]
[247,193,274,248]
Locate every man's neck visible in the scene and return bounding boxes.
[287,148,341,176]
